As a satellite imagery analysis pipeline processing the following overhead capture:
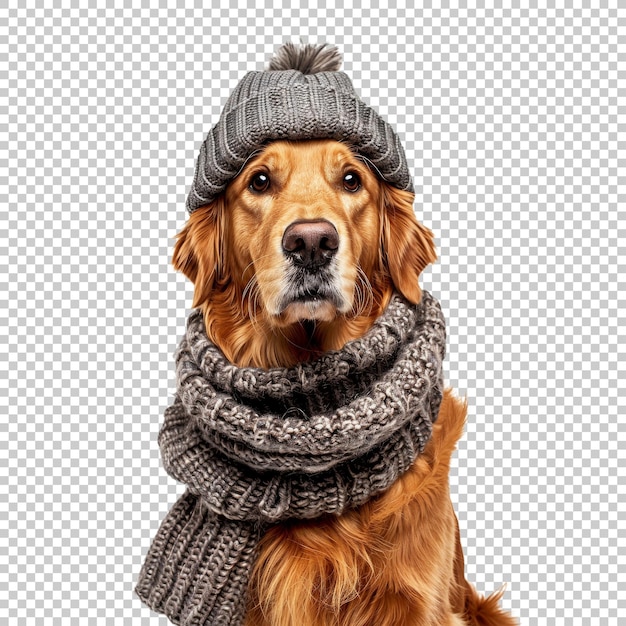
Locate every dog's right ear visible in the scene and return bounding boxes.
[172,198,225,308]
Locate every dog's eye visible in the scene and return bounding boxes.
[343,171,361,192]
[249,172,270,193]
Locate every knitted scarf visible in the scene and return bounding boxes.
[135,290,446,626]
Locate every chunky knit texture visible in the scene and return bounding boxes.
[135,291,447,625]
[186,42,414,213]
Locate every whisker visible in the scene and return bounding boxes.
[240,272,264,337]
[242,275,257,301]
[240,252,279,281]
[245,278,262,331]
[352,266,374,317]
[276,328,306,353]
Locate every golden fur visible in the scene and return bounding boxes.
[173,140,435,368]
[172,139,517,625]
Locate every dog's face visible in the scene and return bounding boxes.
[173,138,436,367]
[224,140,384,326]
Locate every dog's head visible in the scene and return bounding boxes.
[173,139,436,367]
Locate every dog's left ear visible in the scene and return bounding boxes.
[380,184,437,304]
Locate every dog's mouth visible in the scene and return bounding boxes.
[277,269,346,322]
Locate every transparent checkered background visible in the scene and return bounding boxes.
[1,3,623,625]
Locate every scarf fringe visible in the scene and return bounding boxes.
[136,491,261,626]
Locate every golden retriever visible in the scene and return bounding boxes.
[172,139,517,626]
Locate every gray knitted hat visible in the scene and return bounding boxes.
[187,42,414,213]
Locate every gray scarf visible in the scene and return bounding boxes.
[135,290,446,626]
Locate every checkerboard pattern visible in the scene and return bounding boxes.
[1,4,623,625]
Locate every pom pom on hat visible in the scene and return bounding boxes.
[267,41,343,74]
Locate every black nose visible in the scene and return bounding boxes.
[282,220,339,268]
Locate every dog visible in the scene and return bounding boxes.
[172,138,516,625]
